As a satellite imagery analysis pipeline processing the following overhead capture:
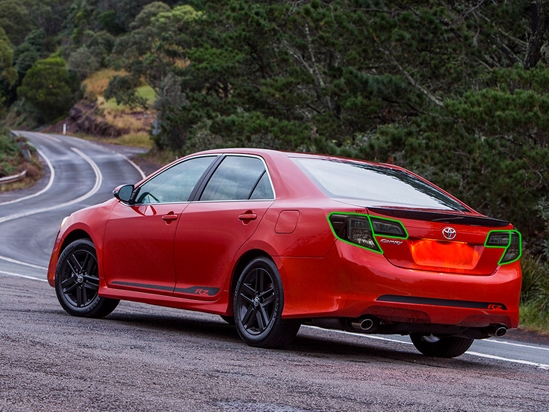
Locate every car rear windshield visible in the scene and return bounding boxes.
[292,157,469,211]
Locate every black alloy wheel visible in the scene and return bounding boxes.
[55,239,119,318]
[410,333,474,358]
[233,257,300,348]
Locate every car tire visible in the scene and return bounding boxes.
[55,239,119,318]
[410,334,474,358]
[233,256,300,348]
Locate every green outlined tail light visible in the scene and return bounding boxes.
[371,217,408,238]
[348,217,378,250]
[328,213,408,253]
[485,230,522,265]
[485,232,510,247]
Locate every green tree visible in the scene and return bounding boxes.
[104,74,148,109]
[0,0,33,46]
[23,29,46,53]
[126,0,547,248]
[12,29,46,79]
[23,0,73,39]
[0,27,17,109]
[110,3,201,90]
[164,1,484,150]
[0,27,17,83]
[13,44,39,80]
[68,46,100,80]
[107,3,204,149]
[17,57,74,122]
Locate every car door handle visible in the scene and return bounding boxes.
[238,213,257,221]
[162,213,178,222]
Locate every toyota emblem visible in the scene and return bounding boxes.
[442,227,457,240]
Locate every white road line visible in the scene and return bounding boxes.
[304,326,549,369]
[0,147,102,224]
[484,337,549,352]
[0,270,47,282]
[305,325,414,345]
[0,135,140,279]
[0,255,47,270]
[120,153,146,179]
[0,147,55,206]
[37,130,146,180]
[466,351,549,370]
[72,147,103,196]
[0,148,102,270]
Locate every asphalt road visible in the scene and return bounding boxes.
[0,131,146,276]
[0,132,548,411]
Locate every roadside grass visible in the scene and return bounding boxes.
[520,302,549,334]
[99,84,156,111]
[0,131,43,192]
[82,69,128,100]
[0,162,42,192]
[84,69,155,112]
[520,255,549,335]
[136,85,156,104]
[109,132,153,148]
[87,130,153,149]
[0,133,21,177]
[80,70,156,149]
[142,146,179,166]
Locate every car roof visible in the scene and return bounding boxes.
[191,147,401,170]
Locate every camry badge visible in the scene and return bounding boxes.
[442,227,457,240]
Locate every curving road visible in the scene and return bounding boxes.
[0,132,548,411]
[0,131,146,279]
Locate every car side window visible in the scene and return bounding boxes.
[135,156,216,204]
[250,172,274,199]
[200,156,274,201]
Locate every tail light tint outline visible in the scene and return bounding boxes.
[484,230,522,265]
[328,213,407,254]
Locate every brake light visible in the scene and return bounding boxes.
[348,217,379,251]
[328,213,407,253]
[485,230,522,264]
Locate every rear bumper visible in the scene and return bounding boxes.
[279,241,521,329]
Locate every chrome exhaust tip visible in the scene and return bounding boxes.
[351,317,376,332]
[488,326,507,337]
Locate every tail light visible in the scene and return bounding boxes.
[328,213,407,253]
[485,230,522,264]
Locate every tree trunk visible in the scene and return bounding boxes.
[525,0,549,69]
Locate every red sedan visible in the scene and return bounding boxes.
[47,149,522,358]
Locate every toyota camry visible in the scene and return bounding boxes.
[47,148,522,358]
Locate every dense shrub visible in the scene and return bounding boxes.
[0,130,21,177]
[17,57,75,123]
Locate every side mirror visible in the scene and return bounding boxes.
[113,184,134,203]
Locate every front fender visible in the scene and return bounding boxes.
[46,199,117,287]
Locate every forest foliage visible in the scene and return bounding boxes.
[2,0,549,261]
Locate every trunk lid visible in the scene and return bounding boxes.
[369,208,514,275]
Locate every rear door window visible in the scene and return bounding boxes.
[200,156,274,201]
